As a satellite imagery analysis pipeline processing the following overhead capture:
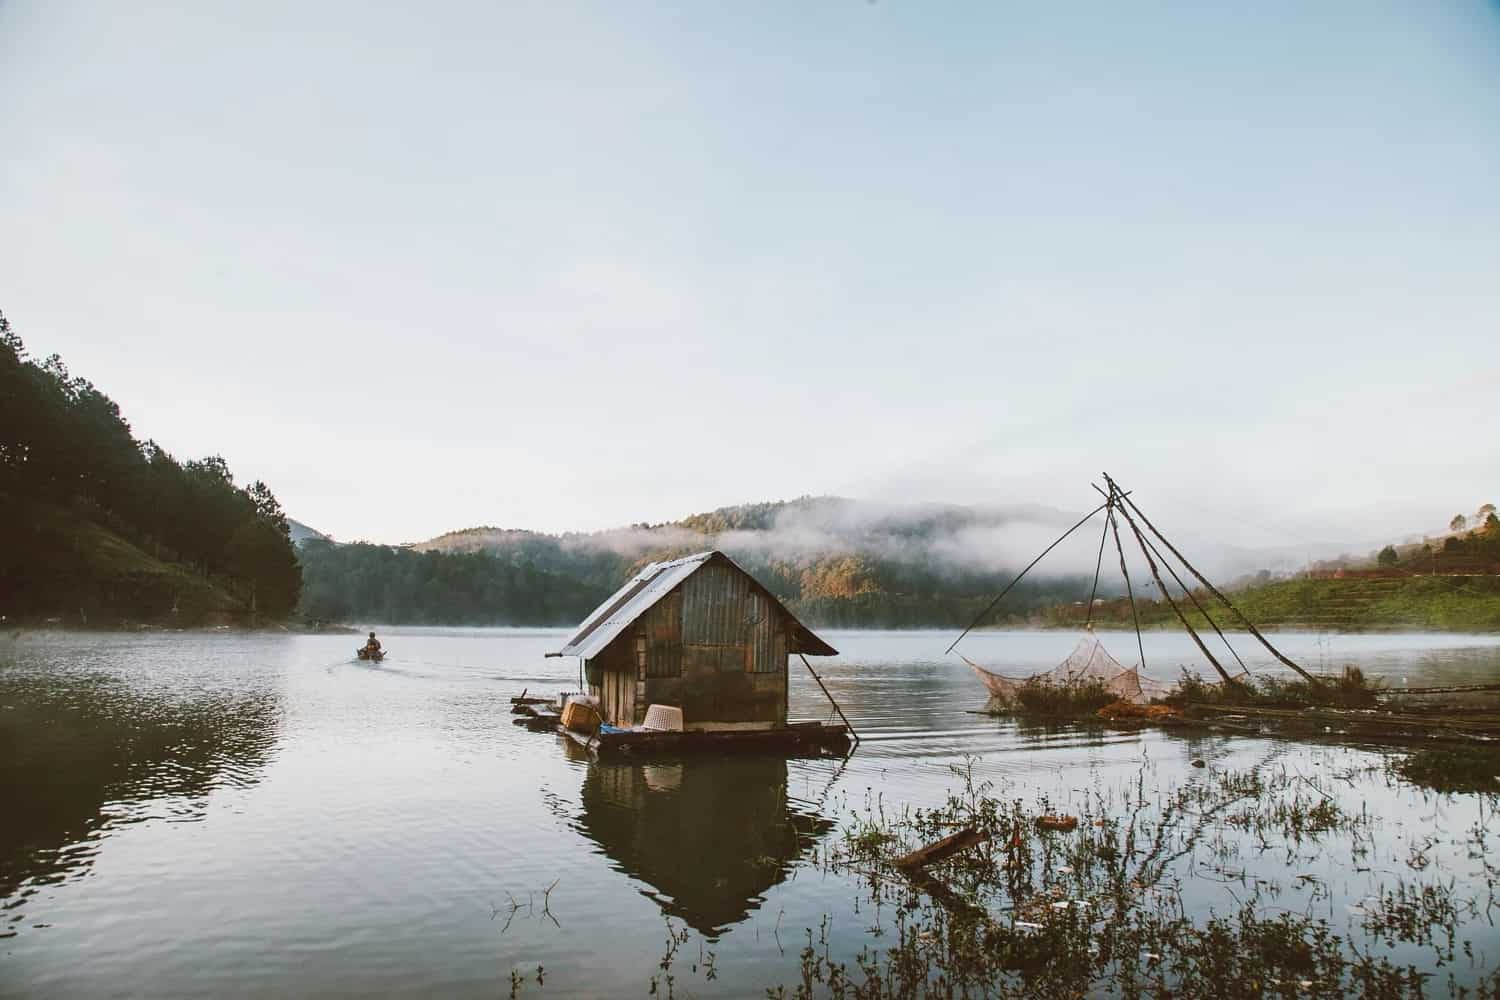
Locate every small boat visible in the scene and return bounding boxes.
[356,647,385,662]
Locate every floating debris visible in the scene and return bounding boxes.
[1035,814,1078,832]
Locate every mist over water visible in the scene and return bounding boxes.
[437,494,1307,588]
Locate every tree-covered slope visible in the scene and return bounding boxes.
[0,498,243,624]
[0,311,301,625]
[295,540,612,626]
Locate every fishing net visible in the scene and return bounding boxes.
[963,633,1173,706]
[1037,635,1131,685]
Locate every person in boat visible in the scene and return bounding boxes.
[363,632,382,657]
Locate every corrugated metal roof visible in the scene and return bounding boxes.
[550,550,837,659]
[551,552,715,660]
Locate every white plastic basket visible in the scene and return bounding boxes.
[641,704,684,733]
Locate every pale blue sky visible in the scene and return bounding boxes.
[2,1,1496,546]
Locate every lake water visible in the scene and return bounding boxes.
[3,628,1500,997]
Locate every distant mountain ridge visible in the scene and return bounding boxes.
[294,495,1494,629]
[414,496,1077,559]
[297,497,1098,627]
[408,496,1361,583]
[409,496,1100,603]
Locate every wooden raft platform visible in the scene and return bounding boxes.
[510,700,563,732]
[559,720,852,757]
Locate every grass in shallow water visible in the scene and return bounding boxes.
[1167,665,1380,710]
[760,756,1499,999]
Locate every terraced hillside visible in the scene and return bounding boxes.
[1089,575,1500,632]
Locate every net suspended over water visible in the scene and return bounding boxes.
[962,633,1174,707]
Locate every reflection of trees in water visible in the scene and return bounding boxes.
[574,755,834,937]
[0,673,280,901]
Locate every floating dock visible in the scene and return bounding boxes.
[558,720,852,757]
[513,693,852,756]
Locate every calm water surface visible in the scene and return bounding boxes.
[3,628,1500,997]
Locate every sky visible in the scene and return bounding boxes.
[2,1,1497,547]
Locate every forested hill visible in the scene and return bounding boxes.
[296,498,1096,627]
[0,311,302,625]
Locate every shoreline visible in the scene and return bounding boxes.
[0,618,359,636]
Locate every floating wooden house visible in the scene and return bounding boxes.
[550,551,839,733]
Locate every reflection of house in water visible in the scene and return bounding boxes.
[574,755,834,937]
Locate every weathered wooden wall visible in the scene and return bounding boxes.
[587,636,637,726]
[589,562,790,730]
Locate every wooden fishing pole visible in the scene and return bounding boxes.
[1132,517,1251,677]
[1095,479,1251,678]
[1106,500,1148,672]
[944,498,1112,655]
[1112,487,1239,686]
[799,653,859,744]
[1110,478,1319,684]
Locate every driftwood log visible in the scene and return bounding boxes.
[890,827,991,921]
[893,827,989,869]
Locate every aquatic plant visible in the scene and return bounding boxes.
[1167,664,1379,710]
[753,756,1492,998]
[513,750,1496,997]
[1006,677,1117,717]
